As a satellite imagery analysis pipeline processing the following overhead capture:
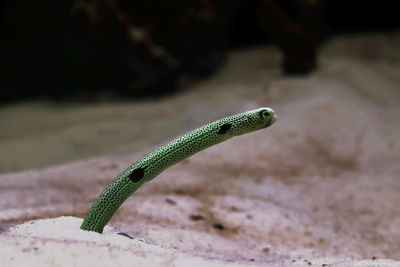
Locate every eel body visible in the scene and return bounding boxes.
[81,107,277,233]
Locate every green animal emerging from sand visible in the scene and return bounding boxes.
[81,107,278,233]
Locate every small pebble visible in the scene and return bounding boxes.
[189,214,204,221]
[165,198,177,205]
[213,223,225,230]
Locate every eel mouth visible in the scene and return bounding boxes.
[264,114,278,127]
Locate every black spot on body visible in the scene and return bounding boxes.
[218,123,232,135]
[129,168,145,183]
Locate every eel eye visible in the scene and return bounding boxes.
[261,110,270,119]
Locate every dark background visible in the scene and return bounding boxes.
[1,0,399,103]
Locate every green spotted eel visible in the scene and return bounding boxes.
[81,107,277,233]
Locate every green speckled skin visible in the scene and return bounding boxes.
[80,107,277,233]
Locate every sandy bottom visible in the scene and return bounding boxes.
[1,32,400,266]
